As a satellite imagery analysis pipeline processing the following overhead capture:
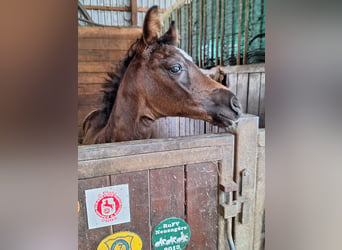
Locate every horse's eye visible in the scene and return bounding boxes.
[169,64,182,74]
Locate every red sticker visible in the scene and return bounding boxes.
[94,191,122,222]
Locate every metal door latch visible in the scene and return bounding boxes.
[219,169,250,224]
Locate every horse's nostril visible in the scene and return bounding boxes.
[230,96,242,115]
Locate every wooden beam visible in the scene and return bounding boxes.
[83,5,166,13]
[131,0,137,26]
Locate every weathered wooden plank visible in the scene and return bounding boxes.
[78,132,234,161]
[110,171,151,248]
[78,62,114,73]
[150,166,185,230]
[78,38,136,50]
[78,94,103,107]
[82,6,166,13]
[233,115,259,250]
[236,73,249,113]
[78,176,111,250]
[179,117,187,136]
[78,27,141,39]
[259,72,265,128]
[78,146,224,179]
[167,117,180,137]
[253,129,265,250]
[78,83,104,96]
[153,117,168,138]
[220,63,265,74]
[227,73,238,95]
[187,118,195,136]
[247,72,261,115]
[186,162,218,249]
[78,72,109,84]
[78,49,126,62]
[217,127,236,250]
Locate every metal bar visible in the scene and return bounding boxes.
[78,17,107,27]
[78,1,94,22]
[220,0,224,66]
[243,0,249,64]
[199,0,203,67]
[227,191,236,250]
[237,0,242,65]
[202,0,206,68]
[189,1,192,58]
[186,2,189,53]
[215,0,220,66]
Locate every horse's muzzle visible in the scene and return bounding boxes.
[201,88,242,128]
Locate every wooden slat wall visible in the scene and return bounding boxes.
[224,63,265,128]
[78,27,142,140]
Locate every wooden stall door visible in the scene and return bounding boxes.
[78,116,261,250]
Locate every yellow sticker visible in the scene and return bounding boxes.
[97,231,143,250]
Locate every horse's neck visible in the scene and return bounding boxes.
[105,94,154,142]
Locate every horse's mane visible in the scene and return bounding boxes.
[101,28,176,120]
[101,38,144,120]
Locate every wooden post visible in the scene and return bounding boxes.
[243,0,249,64]
[131,0,137,26]
[233,115,259,249]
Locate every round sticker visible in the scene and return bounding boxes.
[97,231,143,250]
[94,191,122,222]
[152,217,191,250]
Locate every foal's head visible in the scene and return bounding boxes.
[82,6,242,144]
[127,6,242,128]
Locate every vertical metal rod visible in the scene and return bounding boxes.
[186,1,189,54]
[189,1,193,56]
[237,0,242,65]
[220,0,224,66]
[215,0,220,66]
[243,0,249,64]
[226,192,236,250]
[199,0,203,67]
[202,0,206,68]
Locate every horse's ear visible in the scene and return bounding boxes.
[143,6,162,44]
[160,21,179,45]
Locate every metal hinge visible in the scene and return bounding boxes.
[219,169,251,224]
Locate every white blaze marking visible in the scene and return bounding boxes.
[176,48,193,62]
